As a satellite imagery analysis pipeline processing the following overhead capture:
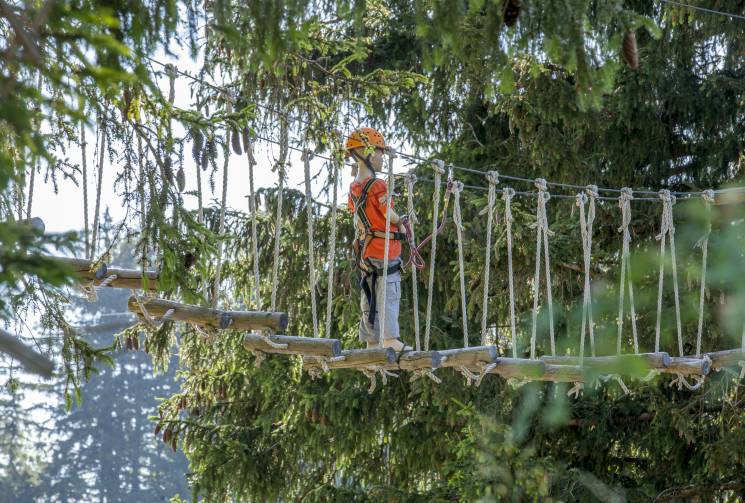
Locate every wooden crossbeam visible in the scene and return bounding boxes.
[54,256,159,291]
[127,296,288,333]
[244,334,341,358]
[394,350,443,370]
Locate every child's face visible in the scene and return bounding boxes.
[356,147,385,172]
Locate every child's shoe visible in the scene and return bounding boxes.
[382,338,412,351]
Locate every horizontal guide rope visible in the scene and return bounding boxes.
[142,55,745,201]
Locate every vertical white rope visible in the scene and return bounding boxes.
[26,159,35,219]
[576,185,598,360]
[695,190,715,356]
[655,190,683,356]
[530,179,555,358]
[302,149,319,338]
[452,180,469,348]
[617,188,639,354]
[211,143,230,309]
[245,135,261,309]
[424,160,445,351]
[270,122,289,313]
[502,187,518,358]
[480,171,499,345]
[405,173,421,351]
[325,158,340,339]
[378,148,396,348]
[81,124,90,259]
[91,120,106,260]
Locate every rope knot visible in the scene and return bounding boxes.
[486,170,500,186]
[301,148,313,162]
[575,192,588,206]
[702,189,716,204]
[431,159,446,175]
[452,180,464,194]
[534,178,548,192]
[586,185,599,199]
[384,146,397,159]
[405,173,418,186]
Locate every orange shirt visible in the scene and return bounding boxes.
[347,177,402,261]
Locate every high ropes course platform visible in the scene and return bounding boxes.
[6,59,745,395]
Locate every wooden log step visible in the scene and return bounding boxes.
[127,296,288,332]
[244,334,341,358]
[394,350,443,371]
[303,348,397,370]
[666,357,711,376]
[705,349,745,370]
[541,352,671,376]
[439,346,498,368]
[54,256,159,291]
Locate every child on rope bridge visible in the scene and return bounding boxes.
[346,128,413,351]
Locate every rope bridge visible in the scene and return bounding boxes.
[17,60,745,396]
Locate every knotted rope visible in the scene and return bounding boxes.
[655,190,683,356]
[405,173,421,350]
[325,158,340,339]
[617,188,640,354]
[530,179,555,358]
[378,148,397,348]
[410,368,442,384]
[362,366,399,394]
[480,171,499,345]
[452,180,469,349]
[503,187,518,358]
[576,185,598,360]
[270,121,289,312]
[302,149,319,338]
[424,160,446,351]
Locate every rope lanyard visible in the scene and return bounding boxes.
[576,185,598,360]
[530,179,555,358]
[616,188,639,354]
[405,173,421,350]
[452,180,469,348]
[480,171,499,346]
[325,158,340,339]
[655,189,683,356]
[502,187,518,358]
[378,148,396,348]
[424,161,446,351]
[302,149,319,338]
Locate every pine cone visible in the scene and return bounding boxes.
[176,166,186,192]
[191,128,204,164]
[231,128,243,156]
[622,30,639,70]
[503,0,520,27]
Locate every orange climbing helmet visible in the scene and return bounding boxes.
[345,127,385,157]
